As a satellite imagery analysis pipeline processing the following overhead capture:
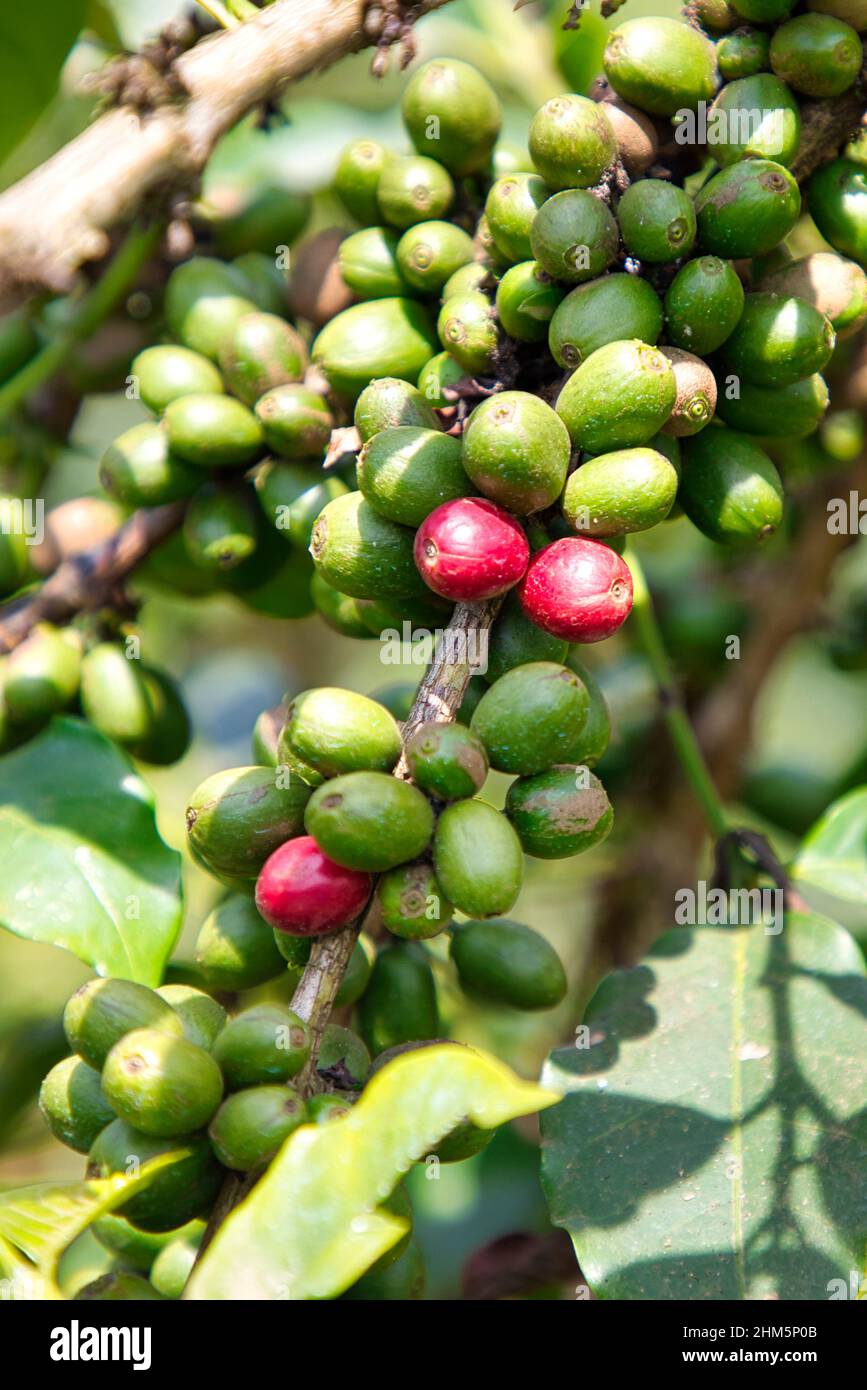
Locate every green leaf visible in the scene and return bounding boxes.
[0,1152,179,1298]
[0,717,182,984]
[793,787,867,932]
[541,916,867,1300]
[0,4,88,165]
[187,1043,559,1301]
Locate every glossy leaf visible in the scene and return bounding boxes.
[0,4,88,165]
[0,718,182,984]
[187,1043,559,1300]
[541,916,867,1300]
[0,1153,179,1298]
[793,787,867,932]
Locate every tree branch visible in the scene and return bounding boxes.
[197,596,500,1252]
[791,79,866,183]
[0,503,184,653]
[0,0,455,308]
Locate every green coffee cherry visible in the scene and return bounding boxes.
[4,623,81,723]
[76,1273,165,1301]
[563,446,678,536]
[209,185,310,260]
[807,0,867,32]
[695,160,801,258]
[335,138,388,223]
[485,174,551,263]
[305,772,434,871]
[139,530,223,598]
[358,426,471,526]
[131,666,191,766]
[727,0,794,20]
[63,978,182,1071]
[212,1005,311,1090]
[102,1028,224,1137]
[378,155,454,230]
[318,1023,371,1084]
[218,312,308,405]
[549,273,663,370]
[209,1084,307,1171]
[358,591,451,637]
[91,1212,198,1271]
[808,159,867,263]
[441,262,490,302]
[282,686,402,777]
[708,75,800,166]
[616,180,697,264]
[663,256,745,355]
[0,496,33,597]
[758,252,867,338]
[100,422,200,507]
[310,491,426,598]
[396,221,475,294]
[433,800,524,917]
[556,339,676,452]
[39,1056,115,1153]
[183,483,258,570]
[564,653,610,764]
[79,642,152,746]
[680,426,784,545]
[149,1226,204,1299]
[529,94,616,189]
[496,261,565,343]
[164,256,257,361]
[272,930,312,971]
[156,985,227,1051]
[339,226,411,300]
[252,701,285,767]
[430,1121,494,1164]
[131,345,223,413]
[475,213,511,272]
[451,919,567,1009]
[256,461,347,549]
[355,376,440,440]
[715,373,829,438]
[343,1235,426,1299]
[437,291,500,375]
[308,1093,355,1123]
[720,292,835,387]
[405,721,488,801]
[311,573,374,638]
[334,933,376,1008]
[530,190,619,284]
[770,14,862,96]
[604,16,718,115]
[378,861,454,940]
[232,252,289,316]
[252,385,332,460]
[186,765,311,879]
[401,59,501,176]
[164,393,264,469]
[88,1119,222,1232]
[313,298,438,400]
[462,391,570,514]
[359,943,439,1056]
[506,766,614,859]
[471,661,593,775]
[661,348,717,437]
[486,592,568,683]
[716,28,771,80]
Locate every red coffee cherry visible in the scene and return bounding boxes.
[255,836,372,936]
[518,537,633,642]
[414,497,530,601]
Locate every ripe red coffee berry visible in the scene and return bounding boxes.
[255,836,372,936]
[518,538,633,643]
[414,497,530,601]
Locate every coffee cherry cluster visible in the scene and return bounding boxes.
[0,620,190,763]
[39,974,375,1297]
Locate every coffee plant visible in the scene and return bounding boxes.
[0,0,864,1307]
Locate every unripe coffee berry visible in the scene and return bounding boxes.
[255,835,372,935]
[518,538,633,642]
[414,498,530,601]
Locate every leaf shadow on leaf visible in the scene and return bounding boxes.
[542,921,867,1300]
